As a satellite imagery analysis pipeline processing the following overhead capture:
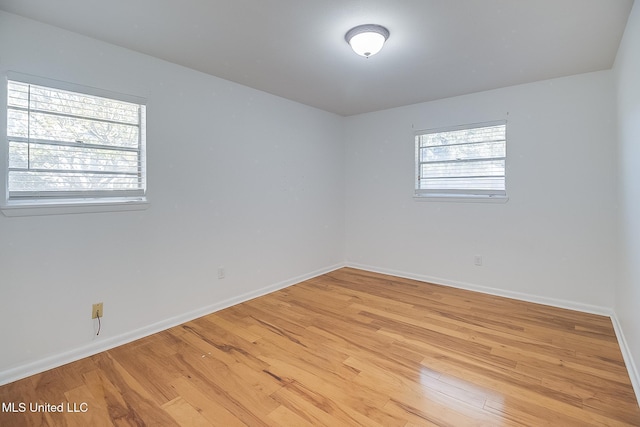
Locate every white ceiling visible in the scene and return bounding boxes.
[0,0,634,116]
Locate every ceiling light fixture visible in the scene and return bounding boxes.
[345,24,390,58]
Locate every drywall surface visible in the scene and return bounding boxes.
[0,11,345,382]
[344,71,618,311]
[614,0,640,396]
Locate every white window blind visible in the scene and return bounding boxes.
[415,121,506,198]
[6,78,146,202]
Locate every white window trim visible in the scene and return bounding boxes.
[1,198,149,217]
[1,72,149,216]
[413,193,509,203]
[414,120,508,203]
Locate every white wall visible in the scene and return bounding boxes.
[0,7,632,390]
[0,11,345,383]
[344,71,618,311]
[614,0,640,395]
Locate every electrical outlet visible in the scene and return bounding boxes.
[474,255,483,266]
[218,267,225,279]
[92,302,103,319]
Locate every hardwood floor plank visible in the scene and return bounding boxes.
[161,396,213,427]
[270,384,372,427]
[81,369,140,426]
[422,353,633,426]
[1,267,638,426]
[63,384,113,427]
[92,353,180,426]
[383,396,498,427]
[266,405,316,427]
[0,377,49,427]
[483,396,589,427]
[271,381,391,427]
[173,352,280,426]
[169,376,247,427]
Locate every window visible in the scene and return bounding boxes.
[415,121,507,200]
[4,74,147,214]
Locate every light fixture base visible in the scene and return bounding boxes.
[345,24,390,58]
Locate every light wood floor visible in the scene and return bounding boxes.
[1,268,639,426]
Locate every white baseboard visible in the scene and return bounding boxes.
[610,313,640,404]
[0,262,346,386]
[345,262,612,316]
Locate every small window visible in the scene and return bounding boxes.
[4,74,146,212]
[415,121,506,200]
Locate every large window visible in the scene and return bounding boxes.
[415,121,506,199]
[5,75,146,211]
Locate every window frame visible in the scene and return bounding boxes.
[414,120,508,203]
[2,72,149,216]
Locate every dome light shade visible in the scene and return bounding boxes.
[345,24,390,58]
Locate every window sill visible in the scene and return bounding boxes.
[1,198,149,217]
[413,194,509,204]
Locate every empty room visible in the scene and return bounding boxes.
[1,0,639,425]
